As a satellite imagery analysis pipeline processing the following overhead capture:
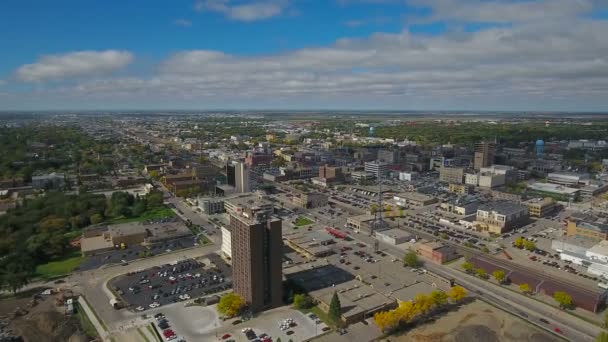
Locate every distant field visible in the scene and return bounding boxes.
[109,207,176,224]
[295,216,314,226]
[36,251,84,279]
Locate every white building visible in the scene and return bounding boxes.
[235,162,250,193]
[478,173,506,188]
[399,172,419,182]
[364,161,390,179]
[464,173,479,186]
[221,226,232,259]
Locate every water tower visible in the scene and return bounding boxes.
[535,139,544,158]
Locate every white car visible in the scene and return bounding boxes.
[135,306,145,311]
[149,302,161,308]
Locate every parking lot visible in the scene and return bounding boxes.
[110,254,232,311]
[79,236,197,271]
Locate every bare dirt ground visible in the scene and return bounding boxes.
[390,300,560,342]
[1,288,92,342]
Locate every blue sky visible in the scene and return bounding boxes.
[0,0,607,111]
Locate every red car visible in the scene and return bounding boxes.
[554,327,563,334]
[163,330,175,337]
[222,333,232,339]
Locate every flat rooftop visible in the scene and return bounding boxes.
[81,235,113,253]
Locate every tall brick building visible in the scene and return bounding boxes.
[230,205,283,312]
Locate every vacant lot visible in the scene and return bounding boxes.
[35,251,84,279]
[392,300,559,342]
[295,216,314,226]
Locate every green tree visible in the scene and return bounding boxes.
[328,291,342,325]
[293,293,313,310]
[523,240,536,251]
[403,251,421,268]
[475,268,487,279]
[90,213,104,225]
[461,261,474,273]
[492,270,506,284]
[217,293,245,317]
[596,331,608,342]
[482,246,490,254]
[553,291,573,309]
[430,290,448,307]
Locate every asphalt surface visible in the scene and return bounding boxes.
[110,256,232,310]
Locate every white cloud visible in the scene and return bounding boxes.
[194,0,288,21]
[408,0,595,24]
[15,50,133,82]
[174,19,193,27]
[8,0,608,110]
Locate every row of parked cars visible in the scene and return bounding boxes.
[154,312,185,342]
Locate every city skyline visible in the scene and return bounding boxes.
[1,0,608,111]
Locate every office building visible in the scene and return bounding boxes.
[226,163,236,187]
[525,197,557,218]
[566,212,608,241]
[378,149,399,163]
[474,141,496,170]
[475,202,529,234]
[235,162,250,193]
[439,167,465,184]
[449,183,474,194]
[230,205,283,312]
[364,161,390,179]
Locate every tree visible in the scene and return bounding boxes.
[328,291,342,325]
[519,283,532,294]
[217,293,245,317]
[90,213,104,225]
[523,240,536,251]
[293,293,313,310]
[554,291,573,309]
[475,268,487,279]
[373,310,400,332]
[403,251,421,268]
[514,236,525,248]
[430,290,448,307]
[448,286,467,302]
[492,270,506,284]
[597,331,608,342]
[413,293,433,315]
[481,246,490,254]
[370,204,378,215]
[461,262,474,273]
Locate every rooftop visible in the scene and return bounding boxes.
[478,201,527,215]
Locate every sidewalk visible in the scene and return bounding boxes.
[78,296,109,341]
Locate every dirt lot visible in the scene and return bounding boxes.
[0,288,92,342]
[391,300,560,342]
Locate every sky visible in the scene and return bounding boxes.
[1,0,608,111]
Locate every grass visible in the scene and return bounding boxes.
[199,234,212,245]
[295,216,314,227]
[109,207,175,224]
[35,250,84,279]
[137,328,151,342]
[146,325,159,342]
[75,302,100,339]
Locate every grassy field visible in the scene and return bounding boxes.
[35,250,84,279]
[75,302,100,339]
[295,216,314,226]
[109,207,176,224]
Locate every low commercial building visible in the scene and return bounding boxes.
[375,228,411,245]
[480,165,517,184]
[478,172,506,188]
[525,197,557,218]
[199,198,225,214]
[291,192,328,209]
[80,220,192,256]
[527,182,580,201]
[440,197,479,216]
[415,240,459,264]
[566,212,608,241]
[346,214,376,233]
[548,172,590,186]
[393,192,437,207]
[448,183,474,194]
[475,202,529,234]
[284,230,334,258]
